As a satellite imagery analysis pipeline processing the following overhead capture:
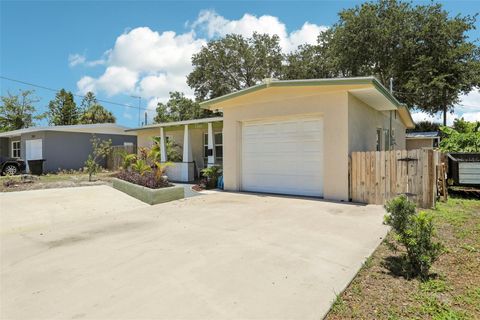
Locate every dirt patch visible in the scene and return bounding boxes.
[0,172,115,192]
[326,197,480,320]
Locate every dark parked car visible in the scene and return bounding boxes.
[0,156,26,175]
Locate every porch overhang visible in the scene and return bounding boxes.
[125,117,223,132]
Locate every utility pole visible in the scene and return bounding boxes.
[131,95,142,127]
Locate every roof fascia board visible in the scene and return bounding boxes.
[200,77,402,109]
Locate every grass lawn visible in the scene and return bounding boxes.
[0,171,116,192]
[326,197,480,320]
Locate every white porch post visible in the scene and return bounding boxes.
[159,127,167,162]
[207,122,215,166]
[182,124,193,181]
[183,124,192,162]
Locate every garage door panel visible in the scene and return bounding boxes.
[242,117,323,197]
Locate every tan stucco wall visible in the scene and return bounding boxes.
[216,87,408,202]
[406,138,435,150]
[348,94,406,152]
[135,123,223,169]
[221,89,350,201]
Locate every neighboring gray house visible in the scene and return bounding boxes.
[0,124,136,173]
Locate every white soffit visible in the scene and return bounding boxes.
[349,87,397,111]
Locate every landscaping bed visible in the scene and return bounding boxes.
[112,178,184,205]
[326,197,480,319]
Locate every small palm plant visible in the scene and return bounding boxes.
[131,159,152,176]
[116,149,137,171]
[153,161,172,182]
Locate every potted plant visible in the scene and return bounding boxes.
[201,165,222,189]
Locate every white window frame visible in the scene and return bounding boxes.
[203,133,209,166]
[376,128,382,151]
[11,141,21,158]
[214,132,223,163]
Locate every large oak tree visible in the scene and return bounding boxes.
[285,0,480,125]
[187,33,283,100]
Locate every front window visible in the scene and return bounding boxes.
[12,141,21,158]
[376,129,382,151]
[384,129,390,151]
[203,132,223,165]
[214,132,223,163]
[203,133,209,165]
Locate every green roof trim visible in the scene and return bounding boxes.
[199,76,402,109]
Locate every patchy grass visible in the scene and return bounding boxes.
[0,171,116,192]
[326,197,480,320]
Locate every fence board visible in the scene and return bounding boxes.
[106,145,136,171]
[350,149,440,208]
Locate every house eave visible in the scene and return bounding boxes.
[125,117,224,132]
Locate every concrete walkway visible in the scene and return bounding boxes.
[1,187,388,319]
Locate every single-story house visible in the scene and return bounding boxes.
[200,77,414,201]
[130,76,414,202]
[126,117,224,182]
[0,123,137,173]
[406,131,440,150]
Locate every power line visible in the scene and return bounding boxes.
[0,75,150,111]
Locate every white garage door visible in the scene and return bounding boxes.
[242,117,324,197]
[25,139,43,160]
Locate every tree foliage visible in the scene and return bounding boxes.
[154,91,214,123]
[84,135,112,182]
[407,120,440,133]
[284,0,480,124]
[187,33,284,100]
[79,104,116,124]
[0,90,41,131]
[80,91,97,110]
[47,89,80,125]
[439,119,480,152]
[77,92,116,124]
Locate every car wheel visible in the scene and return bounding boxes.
[3,164,18,175]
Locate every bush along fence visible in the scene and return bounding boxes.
[106,144,136,171]
[350,149,442,208]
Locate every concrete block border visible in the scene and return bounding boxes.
[112,178,184,205]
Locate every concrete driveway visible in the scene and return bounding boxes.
[0,186,388,319]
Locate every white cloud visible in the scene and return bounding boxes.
[457,88,480,113]
[191,10,327,52]
[75,9,328,104]
[77,66,138,96]
[69,53,106,67]
[68,53,86,67]
[460,111,480,122]
[411,111,456,126]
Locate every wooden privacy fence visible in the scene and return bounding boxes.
[350,149,441,208]
[106,145,136,170]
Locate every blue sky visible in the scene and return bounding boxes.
[1,0,479,128]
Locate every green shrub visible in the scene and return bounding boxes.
[384,195,444,280]
[201,165,222,189]
[405,212,444,279]
[384,195,416,238]
[84,135,112,182]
